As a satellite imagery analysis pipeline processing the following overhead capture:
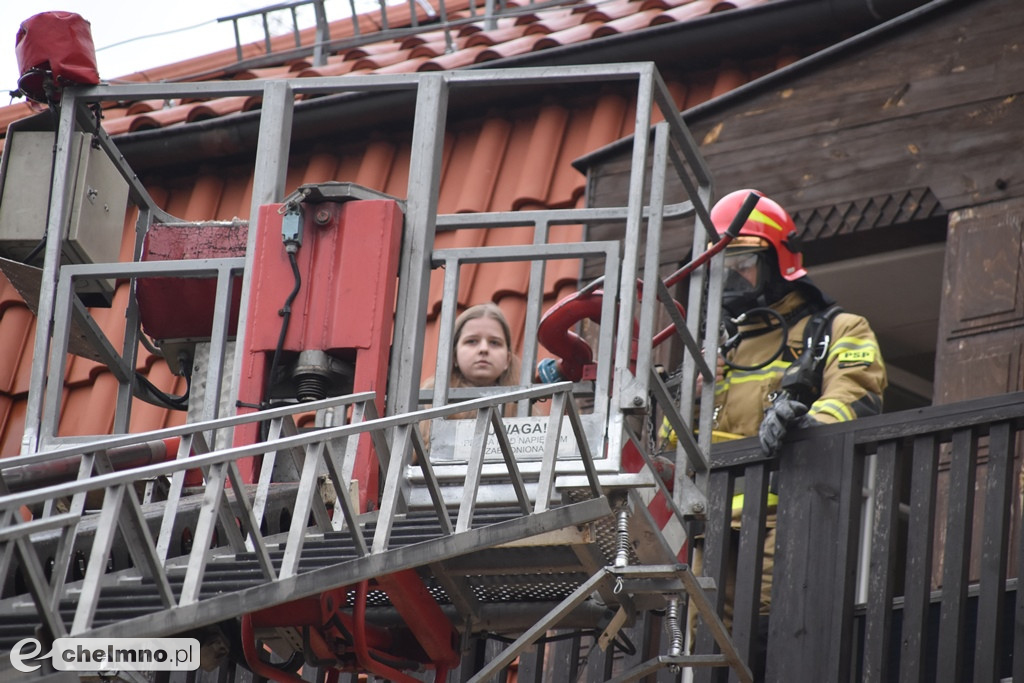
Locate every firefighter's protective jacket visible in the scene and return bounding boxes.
[713,290,887,438]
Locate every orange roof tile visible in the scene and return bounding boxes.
[421,44,492,70]
[124,99,171,115]
[297,60,363,78]
[582,0,648,23]
[522,11,587,34]
[464,24,536,47]
[0,305,32,394]
[650,0,718,23]
[377,55,437,73]
[476,32,552,60]
[0,397,24,455]
[354,49,421,71]
[0,275,23,313]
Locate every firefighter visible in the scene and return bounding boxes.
[684,189,887,678]
[710,189,886,451]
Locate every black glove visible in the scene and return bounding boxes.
[758,394,815,456]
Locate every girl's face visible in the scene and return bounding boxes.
[455,316,511,386]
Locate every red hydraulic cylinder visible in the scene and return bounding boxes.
[235,198,403,511]
[373,570,460,671]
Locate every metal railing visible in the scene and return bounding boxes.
[697,391,1024,683]
[18,64,723,525]
[215,0,591,70]
[0,381,607,648]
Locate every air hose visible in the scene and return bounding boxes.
[718,307,789,372]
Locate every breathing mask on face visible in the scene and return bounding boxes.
[722,248,768,317]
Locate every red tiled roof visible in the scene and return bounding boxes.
[0,0,811,454]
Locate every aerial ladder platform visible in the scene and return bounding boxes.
[0,62,752,682]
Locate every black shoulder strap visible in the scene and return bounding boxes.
[779,305,843,404]
[808,304,843,391]
[807,305,843,360]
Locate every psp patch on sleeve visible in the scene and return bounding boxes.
[838,349,875,369]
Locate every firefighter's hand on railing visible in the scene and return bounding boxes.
[758,393,815,456]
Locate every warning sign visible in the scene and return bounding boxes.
[430,415,602,462]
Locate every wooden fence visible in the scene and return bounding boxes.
[695,390,1024,683]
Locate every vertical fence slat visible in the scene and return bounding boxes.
[730,462,770,683]
[974,421,1014,683]
[899,433,939,683]
[936,427,977,683]
[693,467,735,683]
[824,433,864,683]
[863,441,902,682]
[769,434,860,682]
[1017,444,1024,683]
[513,642,546,683]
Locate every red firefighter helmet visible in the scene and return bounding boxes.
[710,189,806,280]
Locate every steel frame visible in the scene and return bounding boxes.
[38,67,696,452]
[0,382,604,641]
[465,564,752,683]
[17,62,722,520]
[2,62,740,679]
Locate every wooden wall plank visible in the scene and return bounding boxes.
[939,205,1024,343]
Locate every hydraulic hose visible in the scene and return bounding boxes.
[265,247,302,410]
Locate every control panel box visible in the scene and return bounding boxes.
[0,130,128,305]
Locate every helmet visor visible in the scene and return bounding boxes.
[723,250,764,292]
[722,248,767,315]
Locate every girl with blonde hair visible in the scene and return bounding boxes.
[419,303,524,453]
